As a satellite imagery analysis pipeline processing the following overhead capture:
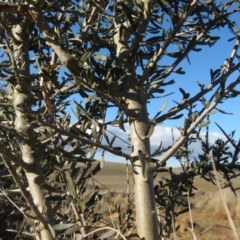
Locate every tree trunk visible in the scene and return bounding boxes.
[127,88,159,240]
[12,19,54,240]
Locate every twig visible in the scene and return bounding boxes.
[0,188,37,234]
[229,34,240,67]
[158,77,240,165]
[196,224,231,239]
[83,226,127,240]
[38,120,131,160]
[153,62,240,124]
[0,146,32,171]
[139,0,198,86]
[210,150,239,240]
[0,152,51,231]
[71,202,86,237]
[187,191,197,240]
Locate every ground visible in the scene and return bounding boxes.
[93,161,240,240]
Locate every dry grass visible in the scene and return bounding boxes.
[93,162,240,239]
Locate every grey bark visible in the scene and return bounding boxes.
[127,88,159,240]
[12,18,54,240]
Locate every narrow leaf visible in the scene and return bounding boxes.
[153,100,168,119]
[98,230,115,239]
[65,225,79,235]
[109,136,116,147]
[64,171,76,198]
[168,114,184,120]
[48,224,56,238]
[53,223,75,231]
[198,120,210,128]
[83,162,102,180]
[97,206,108,215]
[145,124,155,139]
[41,183,64,193]
[79,51,92,68]
[118,113,126,132]
[100,155,104,169]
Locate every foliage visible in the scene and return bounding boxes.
[0,0,240,239]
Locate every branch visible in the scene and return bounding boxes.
[153,62,240,124]
[141,3,240,87]
[139,0,198,85]
[0,3,27,13]
[28,4,122,107]
[28,5,80,75]
[128,0,154,58]
[38,121,131,160]
[229,34,240,67]
[146,14,240,98]
[0,145,32,171]
[210,151,239,240]
[158,77,240,165]
[0,151,50,230]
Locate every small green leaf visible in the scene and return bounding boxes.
[175,67,185,74]
[83,162,102,180]
[155,89,165,94]
[208,110,218,115]
[97,206,108,215]
[94,53,107,61]
[64,171,76,199]
[48,224,56,238]
[216,108,233,115]
[191,113,197,122]
[41,183,64,193]
[145,124,155,139]
[168,114,184,120]
[167,51,182,58]
[161,79,175,86]
[65,225,79,235]
[153,100,168,119]
[177,207,189,215]
[198,120,210,128]
[228,36,237,42]
[118,113,126,132]
[100,155,104,169]
[62,162,85,170]
[78,200,86,213]
[109,136,116,147]
[53,223,75,231]
[79,51,92,68]
[68,38,82,43]
[98,230,115,239]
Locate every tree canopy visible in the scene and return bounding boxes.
[0,1,240,239]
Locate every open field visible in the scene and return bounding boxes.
[92,161,240,240]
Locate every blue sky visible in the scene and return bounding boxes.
[0,2,239,168]
[91,11,240,167]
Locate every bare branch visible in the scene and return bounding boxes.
[0,3,27,13]
[0,151,51,231]
[153,62,240,124]
[0,146,32,171]
[210,151,239,240]
[158,77,240,165]
[38,121,131,160]
[139,0,199,85]
[229,34,240,67]
[129,1,154,58]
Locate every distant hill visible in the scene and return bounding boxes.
[93,161,240,193]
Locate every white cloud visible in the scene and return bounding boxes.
[94,123,236,165]
[151,126,181,148]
